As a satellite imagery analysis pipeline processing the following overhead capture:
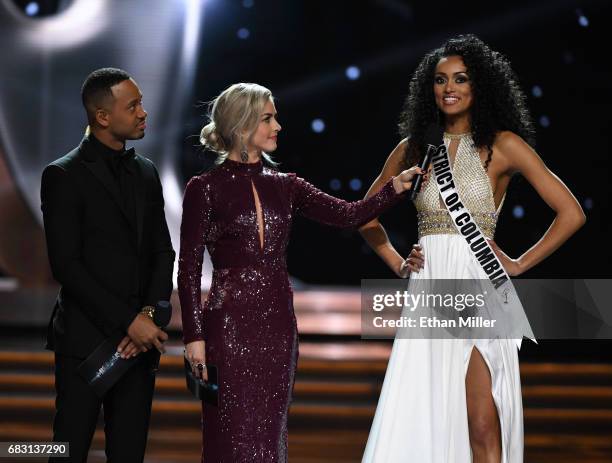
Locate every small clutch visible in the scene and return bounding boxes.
[184,356,219,406]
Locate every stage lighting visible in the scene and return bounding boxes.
[584,198,593,210]
[531,85,543,98]
[346,66,361,81]
[11,0,70,18]
[576,9,589,27]
[311,119,325,133]
[24,2,39,16]
[330,179,342,191]
[512,205,525,219]
[237,27,250,39]
[242,0,254,8]
[539,115,550,128]
[349,178,362,191]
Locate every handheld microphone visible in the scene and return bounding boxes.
[408,125,444,200]
[153,300,172,327]
[77,300,172,398]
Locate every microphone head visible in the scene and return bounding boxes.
[424,124,444,148]
[154,300,172,328]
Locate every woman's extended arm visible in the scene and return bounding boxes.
[289,161,421,229]
[489,131,586,275]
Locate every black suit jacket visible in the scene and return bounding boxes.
[40,136,175,358]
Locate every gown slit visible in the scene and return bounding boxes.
[465,343,505,458]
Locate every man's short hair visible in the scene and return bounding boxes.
[81,68,131,123]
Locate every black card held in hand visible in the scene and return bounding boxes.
[77,335,137,397]
[184,356,219,406]
[77,301,171,398]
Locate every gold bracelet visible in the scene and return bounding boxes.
[140,305,155,320]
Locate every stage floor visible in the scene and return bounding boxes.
[0,285,611,461]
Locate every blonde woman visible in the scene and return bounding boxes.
[177,82,426,462]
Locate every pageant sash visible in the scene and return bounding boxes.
[430,142,536,348]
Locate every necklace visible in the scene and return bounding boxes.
[443,131,472,140]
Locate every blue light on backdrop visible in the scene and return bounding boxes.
[311,118,325,133]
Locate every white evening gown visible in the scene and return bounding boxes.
[362,134,523,463]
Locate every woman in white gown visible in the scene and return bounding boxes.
[360,35,585,463]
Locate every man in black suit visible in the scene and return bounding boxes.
[40,68,175,462]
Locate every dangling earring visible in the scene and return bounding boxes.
[240,136,249,163]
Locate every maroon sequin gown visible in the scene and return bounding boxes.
[178,158,404,462]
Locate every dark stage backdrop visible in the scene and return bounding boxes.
[0,0,609,286]
[181,0,610,285]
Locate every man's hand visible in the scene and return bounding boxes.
[127,313,168,354]
[116,335,145,359]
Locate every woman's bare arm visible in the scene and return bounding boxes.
[359,140,424,277]
[489,131,586,275]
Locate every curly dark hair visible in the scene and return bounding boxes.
[399,34,535,170]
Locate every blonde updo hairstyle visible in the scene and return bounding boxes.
[200,82,278,166]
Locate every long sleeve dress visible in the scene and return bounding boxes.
[178,158,405,462]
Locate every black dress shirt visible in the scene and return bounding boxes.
[88,134,137,231]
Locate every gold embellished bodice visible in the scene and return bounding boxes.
[413,133,504,239]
